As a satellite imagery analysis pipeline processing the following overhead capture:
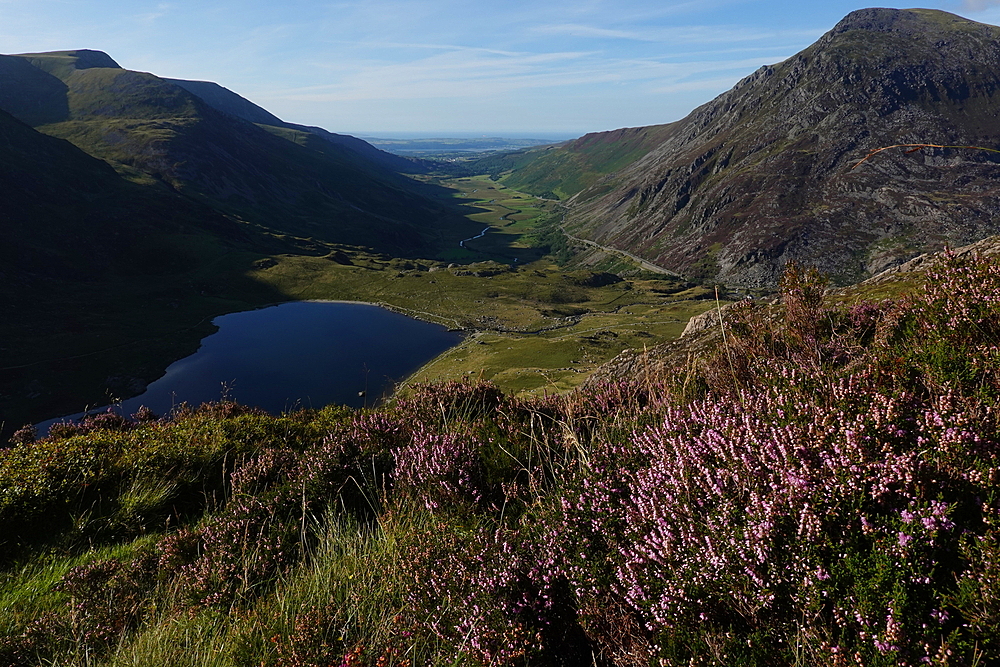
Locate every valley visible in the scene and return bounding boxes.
[10,8,1000,435]
[9,8,1000,665]
[2,168,717,435]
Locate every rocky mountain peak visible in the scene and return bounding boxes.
[830,7,931,35]
[552,7,1000,288]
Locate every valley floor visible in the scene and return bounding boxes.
[2,175,715,437]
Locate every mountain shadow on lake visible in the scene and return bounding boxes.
[40,302,463,428]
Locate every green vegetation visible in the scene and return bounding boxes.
[491,124,676,200]
[199,174,716,399]
[5,253,1000,665]
[9,17,1000,664]
[2,152,709,438]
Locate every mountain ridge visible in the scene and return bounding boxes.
[509,8,1000,287]
[0,49,460,254]
[165,77,428,174]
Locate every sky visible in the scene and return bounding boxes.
[2,0,1000,137]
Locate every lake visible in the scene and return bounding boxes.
[38,301,464,429]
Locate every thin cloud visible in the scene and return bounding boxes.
[961,0,1000,10]
[269,49,792,104]
[531,22,821,45]
[553,0,742,23]
[133,3,172,26]
[531,23,641,39]
[322,40,524,57]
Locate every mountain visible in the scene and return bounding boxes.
[488,124,676,200]
[165,78,429,174]
[0,49,480,438]
[0,103,243,288]
[0,50,461,254]
[509,9,1000,287]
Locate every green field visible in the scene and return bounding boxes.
[247,174,717,398]
[3,174,715,433]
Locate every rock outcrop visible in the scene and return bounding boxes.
[555,9,1000,287]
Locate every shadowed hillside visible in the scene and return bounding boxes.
[0,105,244,284]
[0,50,470,254]
[0,49,483,438]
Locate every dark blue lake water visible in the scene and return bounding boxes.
[39,301,463,429]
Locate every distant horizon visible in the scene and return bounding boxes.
[355,131,583,141]
[4,2,1000,134]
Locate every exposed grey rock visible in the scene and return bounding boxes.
[559,9,1000,288]
[681,305,731,337]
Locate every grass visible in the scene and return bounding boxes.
[6,253,1000,665]
[497,124,677,200]
[404,296,713,396]
[246,245,714,399]
[5,171,705,437]
[101,512,414,667]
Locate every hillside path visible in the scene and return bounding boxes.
[559,216,681,277]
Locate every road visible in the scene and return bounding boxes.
[559,217,681,277]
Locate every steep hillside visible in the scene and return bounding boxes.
[499,123,677,200]
[532,9,1000,287]
[0,49,480,439]
[166,78,428,174]
[0,50,463,254]
[0,100,288,439]
[0,105,242,288]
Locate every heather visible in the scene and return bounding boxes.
[4,253,1000,665]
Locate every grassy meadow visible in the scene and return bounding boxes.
[3,173,714,435]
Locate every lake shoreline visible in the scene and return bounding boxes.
[34,301,465,433]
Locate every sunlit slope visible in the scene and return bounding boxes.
[495,123,678,200]
[501,9,1000,288]
[0,50,460,254]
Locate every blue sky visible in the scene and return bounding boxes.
[2,0,999,137]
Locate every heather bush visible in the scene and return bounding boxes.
[53,550,159,658]
[164,494,301,609]
[394,379,505,427]
[559,387,994,664]
[520,254,1000,664]
[6,254,1000,665]
[395,515,554,665]
[8,425,36,445]
[393,427,486,510]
